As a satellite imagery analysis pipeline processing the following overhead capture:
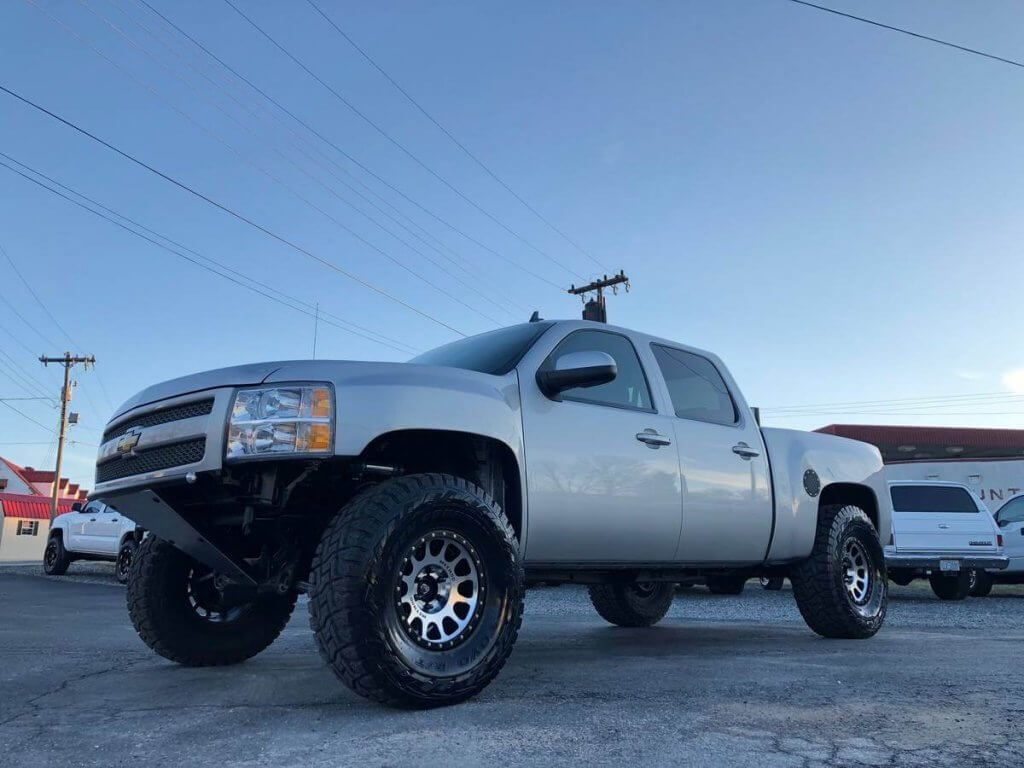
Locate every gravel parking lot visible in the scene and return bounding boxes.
[2,566,1022,767]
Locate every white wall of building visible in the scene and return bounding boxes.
[0,464,34,495]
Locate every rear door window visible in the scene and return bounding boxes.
[890,486,979,513]
[650,344,737,426]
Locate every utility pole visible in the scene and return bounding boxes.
[567,271,630,323]
[39,353,95,522]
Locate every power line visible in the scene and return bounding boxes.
[221,0,585,282]
[108,0,523,321]
[762,390,1021,412]
[768,410,1024,418]
[783,0,1024,70]
[0,151,420,354]
[0,154,422,356]
[63,0,508,328]
[0,398,54,432]
[303,0,610,273]
[0,83,467,336]
[130,0,563,293]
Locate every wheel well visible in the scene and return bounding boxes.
[819,482,879,531]
[359,429,523,542]
[48,528,63,542]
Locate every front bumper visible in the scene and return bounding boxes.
[885,552,1009,571]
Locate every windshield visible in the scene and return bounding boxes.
[410,322,553,375]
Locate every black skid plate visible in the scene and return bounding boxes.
[101,489,256,586]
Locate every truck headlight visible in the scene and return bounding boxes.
[227,385,333,460]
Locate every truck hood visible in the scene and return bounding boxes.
[113,360,513,419]
[113,362,289,418]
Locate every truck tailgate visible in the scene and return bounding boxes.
[893,511,998,553]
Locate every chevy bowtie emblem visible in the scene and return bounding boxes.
[117,427,142,457]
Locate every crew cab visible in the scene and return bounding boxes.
[43,499,139,583]
[885,481,1007,599]
[93,319,893,708]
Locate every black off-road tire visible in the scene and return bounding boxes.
[969,570,994,597]
[308,473,524,709]
[115,538,137,585]
[127,536,297,666]
[588,582,675,627]
[43,534,72,575]
[706,574,748,595]
[929,570,971,601]
[790,504,887,639]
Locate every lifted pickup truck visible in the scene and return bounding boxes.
[95,319,892,707]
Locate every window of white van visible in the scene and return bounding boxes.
[890,486,978,513]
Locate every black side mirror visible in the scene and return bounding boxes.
[537,350,617,398]
[71,502,83,513]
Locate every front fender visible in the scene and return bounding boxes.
[762,427,890,562]
[264,360,525,468]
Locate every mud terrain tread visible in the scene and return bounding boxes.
[790,504,887,639]
[308,473,524,708]
[127,536,297,666]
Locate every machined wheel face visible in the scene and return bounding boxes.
[843,538,871,605]
[185,569,250,624]
[394,530,485,651]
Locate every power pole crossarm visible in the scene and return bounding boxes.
[39,353,96,522]
[567,271,630,323]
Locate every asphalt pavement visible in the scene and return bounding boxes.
[1,565,1022,767]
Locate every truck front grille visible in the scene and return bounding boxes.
[96,438,206,483]
[103,399,214,442]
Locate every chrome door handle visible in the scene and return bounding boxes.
[636,429,672,447]
[732,442,760,459]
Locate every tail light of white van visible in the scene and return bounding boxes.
[997,534,1004,548]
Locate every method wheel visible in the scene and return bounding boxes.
[706,574,748,595]
[790,504,887,639]
[126,536,297,666]
[929,570,971,600]
[43,535,72,575]
[588,582,675,627]
[308,473,524,708]
[969,570,994,597]
[115,538,138,584]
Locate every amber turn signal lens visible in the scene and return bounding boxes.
[307,422,332,452]
[311,387,332,419]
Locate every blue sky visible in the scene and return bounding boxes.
[2,0,1023,486]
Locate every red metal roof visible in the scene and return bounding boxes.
[816,424,1024,462]
[0,492,74,520]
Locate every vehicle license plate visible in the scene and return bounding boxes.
[939,560,960,572]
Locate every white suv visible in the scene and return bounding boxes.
[885,481,1008,600]
[43,500,139,583]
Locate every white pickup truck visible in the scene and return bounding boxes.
[885,481,1008,599]
[93,319,893,708]
[43,499,139,583]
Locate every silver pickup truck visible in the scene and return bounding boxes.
[95,319,893,708]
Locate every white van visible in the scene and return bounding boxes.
[885,481,1007,600]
